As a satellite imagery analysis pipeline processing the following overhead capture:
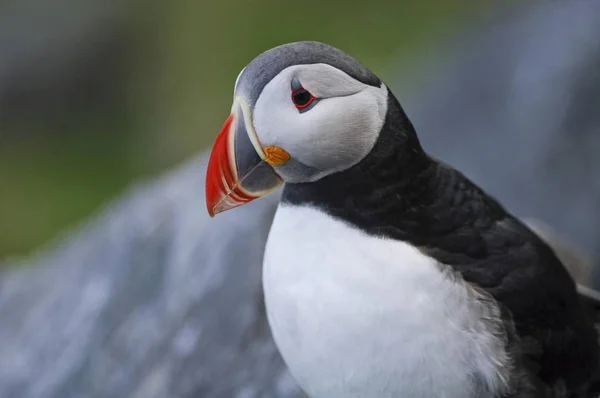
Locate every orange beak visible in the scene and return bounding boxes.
[205,98,285,217]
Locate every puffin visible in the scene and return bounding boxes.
[204,41,600,398]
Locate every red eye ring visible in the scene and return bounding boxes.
[291,86,316,110]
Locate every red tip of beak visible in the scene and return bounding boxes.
[205,114,255,217]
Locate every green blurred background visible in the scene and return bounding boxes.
[0,0,495,258]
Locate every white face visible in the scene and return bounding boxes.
[243,63,389,183]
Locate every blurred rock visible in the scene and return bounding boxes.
[0,157,302,398]
[1,1,600,397]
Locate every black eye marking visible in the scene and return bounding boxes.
[290,77,318,112]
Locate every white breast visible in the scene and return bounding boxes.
[263,204,512,398]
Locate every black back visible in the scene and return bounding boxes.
[281,89,600,395]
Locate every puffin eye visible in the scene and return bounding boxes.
[292,88,314,108]
[290,77,317,112]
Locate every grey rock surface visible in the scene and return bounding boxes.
[1,156,301,398]
[1,1,600,397]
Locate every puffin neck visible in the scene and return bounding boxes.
[281,92,444,240]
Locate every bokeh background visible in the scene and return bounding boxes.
[0,0,493,257]
[1,1,599,397]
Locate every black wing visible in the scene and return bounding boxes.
[424,169,600,395]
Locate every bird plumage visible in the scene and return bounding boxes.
[206,41,600,398]
[265,204,521,398]
[280,89,600,397]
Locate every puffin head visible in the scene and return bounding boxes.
[205,41,392,216]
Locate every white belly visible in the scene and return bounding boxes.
[263,204,512,398]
